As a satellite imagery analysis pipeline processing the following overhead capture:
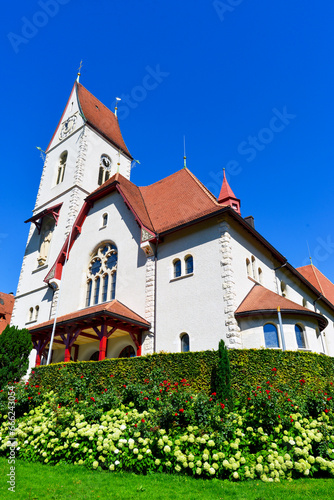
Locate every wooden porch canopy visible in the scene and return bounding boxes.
[29,299,151,365]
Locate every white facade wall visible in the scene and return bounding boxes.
[155,219,226,353]
[58,191,147,317]
[240,315,323,353]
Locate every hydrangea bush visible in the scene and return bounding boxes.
[1,367,334,482]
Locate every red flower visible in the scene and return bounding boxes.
[75,398,79,403]
[221,403,225,409]
[134,424,137,427]
[266,390,270,394]
[278,415,281,419]
[212,392,216,396]
[159,389,163,393]
[90,397,95,402]
[299,379,305,384]
[272,368,277,372]
[247,397,251,400]
[179,408,184,413]
[14,399,18,403]
[80,375,84,379]
[327,397,332,401]
[105,388,107,392]
[209,398,212,401]
[58,404,61,408]
[28,397,33,400]
[144,397,148,400]
[123,385,127,388]
[268,395,271,399]
[141,419,145,423]
[38,392,41,395]
[35,385,39,388]
[175,413,178,416]
[290,418,294,422]
[110,375,114,378]
[32,371,35,374]
[325,409,329,413]
[156,397,159,401]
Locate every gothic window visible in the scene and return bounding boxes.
[86,243,117,307]
[246,258,251,276]
[38,216,55,267]
[258,268,263,284]
[56,151,67,185]
[181,333,190,352]
[295,324,306,349]
[185,255,194,274]
[173,259,181,278]
[102,213,108,227]
[35,306,39,321]
[251,256,257,280]
[98,155,112,186]
[264,323,280,348]
[281,281,287,297]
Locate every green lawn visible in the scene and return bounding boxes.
[1,457,334,500]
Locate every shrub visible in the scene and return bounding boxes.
[0,325,32,389]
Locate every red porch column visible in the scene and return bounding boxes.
[35,352,41,366]
[99,324,108,361]
[136,331,142,357]
[64,346,71,362]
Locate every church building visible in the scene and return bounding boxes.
[10,79,334,370]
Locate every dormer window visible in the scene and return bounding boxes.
[98,155,112,186]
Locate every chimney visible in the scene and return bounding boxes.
[244,216,255,228]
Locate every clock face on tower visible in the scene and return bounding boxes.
[59,114,77,140]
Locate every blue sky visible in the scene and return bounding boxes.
[1,0,334,294]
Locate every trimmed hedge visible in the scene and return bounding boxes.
[32,349,334,399]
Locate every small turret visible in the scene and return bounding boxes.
[217,169,241,215]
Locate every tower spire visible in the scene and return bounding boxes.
[217,169,241,215]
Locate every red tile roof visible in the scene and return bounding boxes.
[88,168,226,234]
[235,284,328,330]
[0,292,15,334]
[29,299,150,335]
[297,265,334,307]
[77,83,132,158]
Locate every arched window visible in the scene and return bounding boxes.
[281,281,287,297]
[35,306,39,321]
[295,324,306,349]
[102,213,108,227]
[86,243,118,307]
[28,307,33,322]
[246,258,251,276]
[173,259,181,278]
[89,351,99,361]
[181,333,190,352]
[185,255,193,274]
[56,151,67,185]
[98,155,112,186]
[302,298,307,308]
[263,323,280,348]
[258,268,263,284]
[118,345,136,358]
[251,256,257,280]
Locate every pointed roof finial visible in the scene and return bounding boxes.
[307,241,313,265]
[76,60,83,83]
[183,135,187,168]
[115,97,121,117]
